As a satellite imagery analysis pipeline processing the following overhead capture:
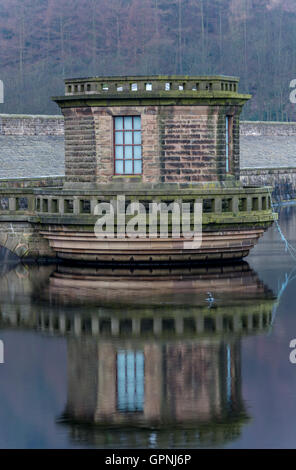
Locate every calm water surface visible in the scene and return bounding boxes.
[0,205,296,449]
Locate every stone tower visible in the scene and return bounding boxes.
[54,75,248,188]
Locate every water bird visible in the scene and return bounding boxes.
[205,291,217,308]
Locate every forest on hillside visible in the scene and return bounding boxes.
[1,0,296,120]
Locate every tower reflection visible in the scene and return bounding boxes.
[46,263,274,447]
[0,262,275,447]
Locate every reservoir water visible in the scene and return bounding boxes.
[0,205,295,449]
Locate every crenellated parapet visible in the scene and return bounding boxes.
[62,75,242,98]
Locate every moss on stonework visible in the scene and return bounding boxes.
[29,210,275,228]
[65,74,240,82]
[216,108,225,184]
[53,95,251,108]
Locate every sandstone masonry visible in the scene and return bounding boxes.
[53,76,248,187]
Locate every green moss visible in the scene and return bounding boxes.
[65,74,240,82]
[53,94,251,108]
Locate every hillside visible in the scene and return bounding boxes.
[0,0,296,120]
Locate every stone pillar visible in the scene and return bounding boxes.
[74,314,81,336]
[111,318,119,336]
[62,107,97,187]
[95,343,117,419]
[91,316,99,335]
[153,318,162,335]
[144,344,163,421]
[196,316,204,333]
[59,314,66,334]
[175,317,184,335]
[132,318,141,335]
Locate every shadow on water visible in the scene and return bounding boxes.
[0,246,20,275]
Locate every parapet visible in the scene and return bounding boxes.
[53,75,250,107]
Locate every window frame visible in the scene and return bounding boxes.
[116,350,145,413]
[225,115,234,174]
[113,115,142,176]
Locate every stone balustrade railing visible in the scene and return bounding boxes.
[0,302,273,338]
[0,188,35,215]
[36,308,273,337]
[0,186,273,226]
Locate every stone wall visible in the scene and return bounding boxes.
[2,114,296,139]
[1,114,296,200]
[240,168,296,201]
[61,106,162,185]
[63,108,96,184]
[160,106,219,184]
[0,114,64,136]
[0,176,64,189]
[61,105,241,185]
[240,121,296,136]
[0,221,56,259]
[159,105,240,183]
